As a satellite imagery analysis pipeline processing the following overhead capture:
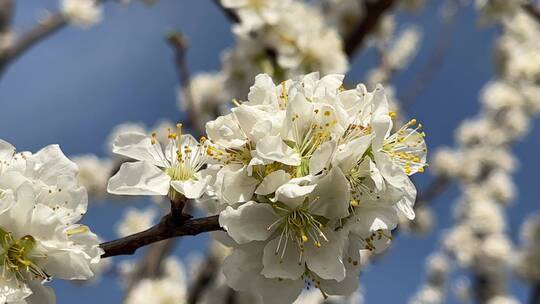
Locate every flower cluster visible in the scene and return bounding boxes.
[425,5,540,303]
[213,73,425,302]
[514,214,540,285]
[0,139,102,303]
[107,72,427,302]
[220,0,348,98]
[60,0,103,28]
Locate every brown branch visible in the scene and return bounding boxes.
[187,256,219,304]
[211,0,240,23]
[400,2,459,108]
[523,3,540,23]
[0,13,67,75]
[100,214,221,258]
[416,176,451,206]
[167,31,204,135]
[530,283,540,304]
[0,0,13,33]
[344,0,397,58]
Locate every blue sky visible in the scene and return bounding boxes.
[0,1,538,303]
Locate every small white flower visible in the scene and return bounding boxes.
[61,0,103,28]
[108,124,210,200]
[116,207,157,237]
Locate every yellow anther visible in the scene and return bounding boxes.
[351,200,359,207]
[389,111,397,119]
[151,133,158,145]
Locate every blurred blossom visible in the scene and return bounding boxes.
[60,0,103,28]
[116,207,157,237]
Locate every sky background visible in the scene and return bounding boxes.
[0,0,539,303]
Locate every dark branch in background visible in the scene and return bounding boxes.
[211,0,240,23]
[344,0,397,58]
[400,4,459,108]
[0,0,13,33]
[523,2,540,23]
[416,176,451,206]
[100,215,221,258]
[530,283,540,304]
[167,31,203,135]
[187,256,219,304]
[0,13,67,76]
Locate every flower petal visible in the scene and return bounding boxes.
[255,170,291,195]
[261,237,304,280]
[107,161,170,196]
[112,132,167,167]
[219,201,278,244]
[309,167,350,219]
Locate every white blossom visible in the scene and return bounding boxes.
[60,0,103,28]
[115,207,157,237]
[0,139,102,303]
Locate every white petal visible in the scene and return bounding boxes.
[256,276,304,304]
[309,140,336,176]
[107,161,170,196]
[220,165,259,204]
[0,138,16,163]
[112,132,167,167]
[170,176,208,199]
[261,237,304,280]
[219,201,277,244]
[274,179,316,210]
[222,242,265,291]
[309,167,350,219]
[255,135,301,166]
[27,144,79,184]
[255,170,291,195]
[304,228,346,281]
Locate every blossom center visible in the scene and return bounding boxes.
[0,227,49,283]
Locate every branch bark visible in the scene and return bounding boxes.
[0,0,13,33]
[211,0,240,23]
[530,283,540,304]
[100,214,221,258]
[344,0,397,58]
[523,3,540,24]
[187,256,219,304]
[0,13,67,75]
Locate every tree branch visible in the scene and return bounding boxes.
[100,214,221,258]
[344,0,397,58]
[0,0,13,33]
[187,256,219,304]
[400,5,458,108]
[211,0,240,23]
[530,283,540,304]
[416,176,451,206]
[0,13,67,75]
[523,3,540,24]
[167,31,204,135]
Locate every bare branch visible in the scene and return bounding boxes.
[344,0,397,58]
[530,283,540,304]
[167,31,204,135]
[187,256,219,304]
[523,2,540,23]
[100,214,221,258]
[0,0,13,33]
[0,13,67,74]
[416,176,451,206]
[400,8,458,108]
[211,0,240,23]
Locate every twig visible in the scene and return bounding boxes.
[0,0,13,33]
[530,283,540,304]
[416,176,451,205]
[523,3,540,23]
[400,2,458,108]
[167,31,202,135]
[0,13,67,75]
[344,0,397,58]
[211,0,240,23]
[187,256,219,304]
[100,214,221,258]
